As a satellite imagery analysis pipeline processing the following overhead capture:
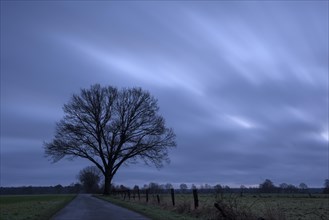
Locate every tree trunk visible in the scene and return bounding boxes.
[103,173,112,195]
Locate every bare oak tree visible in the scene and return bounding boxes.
[44,84,176,195]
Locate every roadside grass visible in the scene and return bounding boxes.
[95,193,329,220]
[0,194,76,220]
[95,195,198,220]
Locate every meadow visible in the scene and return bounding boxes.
[0,194,75,220]
[98,192,329,220]
[0,192,327,220]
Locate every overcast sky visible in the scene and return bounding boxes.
[1,1,328,188]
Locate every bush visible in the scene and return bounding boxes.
[213,195,257,220]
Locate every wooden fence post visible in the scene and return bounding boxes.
[171,188,175,206]
[193,189,199,209]
[157,194,160,204]
[128,190,131,200]
[138,188,140,201]
[146,189,149,203]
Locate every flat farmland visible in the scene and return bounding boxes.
[240,196,329,220]
[0,194,76,220]
[105,193,329,220]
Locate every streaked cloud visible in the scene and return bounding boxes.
[226,115,256,129]
[1,0,327,188]
[56,35,204,96]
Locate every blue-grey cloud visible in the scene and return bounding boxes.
[1,1,327,188]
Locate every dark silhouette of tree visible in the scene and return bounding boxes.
[286,184,298,194]
[299,182,308,193]
[44,84,176,195]
[54,184,63,194]
[240,185,246,197]
[180,183,188,193]
[119,184,129,191]
[279,183,288,193]
[78,166,101,193]
[259,179,276,193]
[214,184,222,192]
[69,183,82,193]
[323,179,329,194]
[223,185,231,193]
[148,182,161,193]
[165,183,173,190]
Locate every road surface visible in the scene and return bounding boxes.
[51,194,150,220]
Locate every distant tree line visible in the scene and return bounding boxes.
[258,179,310,194]
[108,179,327,195]
[0,183,81,195]
[2,178,328,195]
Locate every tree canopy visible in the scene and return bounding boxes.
[44,84,176,194]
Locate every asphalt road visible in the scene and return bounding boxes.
[51,194,150,220]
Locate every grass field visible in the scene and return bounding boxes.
[0,194,76,220]
[98,193,329,220]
